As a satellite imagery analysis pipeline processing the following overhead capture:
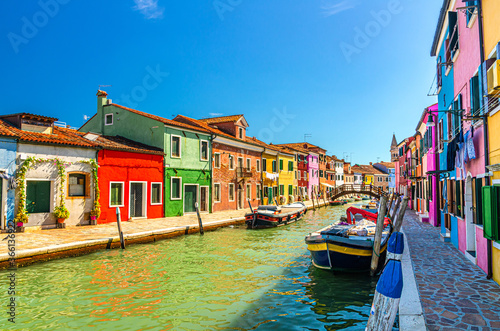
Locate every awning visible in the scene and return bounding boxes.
[321,183,334,188]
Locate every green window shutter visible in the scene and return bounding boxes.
[263,159,267,171]
[482,186,499,240]
[26,181,50,213]
[280,160,283,171]
[288,185,293,195]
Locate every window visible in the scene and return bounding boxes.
[288,161,293,171]
[246,158,251,171]
[237,157,243,169]
[263,186,268,198]
[279,159,283,171]
[438,119,444,150]
[262,159,267,172]
[466,1,477,25]
[214,153,221,168]
[320,170,323,178]
[171,177,182,200]
[280,185,284,195]
[229,155,234,170]
[447,11,459,59]
[273,186,278,197]
[229,183,235,201]
[214,183,221,202]
[200,140,209,161]
[68,173,89,197]
[239,127,243,138]
[105,113,113,126]
[470,75,480,117]
[272,160,277,173]
[110,182,124,207]
[257,184,261,199]
[151,182,162,205]
[473,177,484,225]
[246,184,251,199]
[171,135,181,158]
[256,159,261,172]
[298,171,301,180]
[288,185,293,195]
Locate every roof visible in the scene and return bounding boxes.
[95,135,163,155]
[199,114,246,125]
[0,118,96,148]
[376,162,395,169]
[276,142,326,153]
[351,164,387,175]
[430,0,451,56]
[108,104,211,134]
[0,113,58,122]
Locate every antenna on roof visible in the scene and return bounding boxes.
[304,134,312,142]
[98,85,112,90]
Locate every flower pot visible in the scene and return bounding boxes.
[16,222,24,228]
[90,216,97,221]
[57,218,66,224]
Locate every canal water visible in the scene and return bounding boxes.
[1,205,392,331]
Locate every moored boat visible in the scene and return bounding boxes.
[305,220,392,272]
[245,202,307,229]
[329,200,345,206]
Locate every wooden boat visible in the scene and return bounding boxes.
[329,200,345,206]
[305,221,392,272]
[354,196,362,201]
[245,202,307,229]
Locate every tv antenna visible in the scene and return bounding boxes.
[98,84,112,90]
[304,134,312,142]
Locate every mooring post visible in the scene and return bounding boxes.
[248,198,257,229]
[247,198,254,213]
[386,194,394,218]
[393,197,409,232]
[370,195,388,276]
[366,232,405,330]
[311,193,316,211]
[390,196,402,223]
[115,207,125,249]
[195,202,204,235]
[274,197,279,207]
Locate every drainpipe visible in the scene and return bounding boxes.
[210,134,216,214]
[433,110,440,227]
[476,0,493,279]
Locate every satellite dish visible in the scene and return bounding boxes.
[83,115,89,120]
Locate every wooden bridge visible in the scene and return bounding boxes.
[328,184,389,201]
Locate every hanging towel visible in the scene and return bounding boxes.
[464,131,470,164]
[442,180,448,211]
[467,132,476,161]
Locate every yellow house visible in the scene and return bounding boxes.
[483,0,500,285]
[276,148,297,204]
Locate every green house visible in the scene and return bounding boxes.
[80,91,212,216]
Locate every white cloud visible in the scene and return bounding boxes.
[133,0,164,19]
[321,0,357,17]
[209,113,223,116]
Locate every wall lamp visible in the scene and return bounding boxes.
[426,109,465,128]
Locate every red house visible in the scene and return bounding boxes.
[90,134,165,223]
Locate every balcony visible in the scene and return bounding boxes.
[237,167,253,179]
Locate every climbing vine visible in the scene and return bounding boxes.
[14,157,100,223]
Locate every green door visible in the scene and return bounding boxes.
[26,181,51,213]
[184,185,197,213]
[268,187,273,205]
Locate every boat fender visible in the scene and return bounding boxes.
[287,214,291,223]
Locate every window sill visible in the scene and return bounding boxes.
[67,196,91,199]
[151,202,162,206]
[110,205,124,208]
[170,198,182,201]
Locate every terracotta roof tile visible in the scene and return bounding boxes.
[95,135,163,155]
[199,114,244,125]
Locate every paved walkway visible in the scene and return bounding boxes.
[404,210,500,330]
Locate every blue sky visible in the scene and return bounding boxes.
[1,0,442,164]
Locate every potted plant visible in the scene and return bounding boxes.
[14,210,28,232]
[54,205,70,223]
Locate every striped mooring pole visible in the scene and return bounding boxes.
[366,232,404,330]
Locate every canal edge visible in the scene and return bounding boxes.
[398,228,426,330]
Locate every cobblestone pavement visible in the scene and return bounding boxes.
[404,210,500,330]
[0,200,323,253]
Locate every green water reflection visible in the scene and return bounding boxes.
[1,206,384,330]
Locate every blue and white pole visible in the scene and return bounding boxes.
[366,232,404,331]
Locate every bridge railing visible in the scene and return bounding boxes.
[328,184,388,200]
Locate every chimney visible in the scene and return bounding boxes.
[370,162,372,166]
[97,90,108,134]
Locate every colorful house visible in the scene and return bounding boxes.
[373,162,396,193]
[91,135,165,223]
[481,0,500,283]
[343,162,354,185]
[324,155,337,192]
[0,124,18,230]
[275,147,297,204]
[0,113,97,228]
[173,114,264,211]
[80,91,212,216]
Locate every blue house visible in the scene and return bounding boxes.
[0,127,18,230]
[431,2,458,245]
[373,162,395,193]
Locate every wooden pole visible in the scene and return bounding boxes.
[195,202,204,235]
[370,195,388,276]
[115,207,125,249]
[386,194,395,217]
[247,198,254,213]
[393,197,409,233]
[311,192,316,211]
[390,196,402,223]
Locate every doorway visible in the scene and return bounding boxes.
[184,184,198,213]
[130,182,146,218]
[237,184,243,209]
[465,175,476,256]
[200,186,209,212]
